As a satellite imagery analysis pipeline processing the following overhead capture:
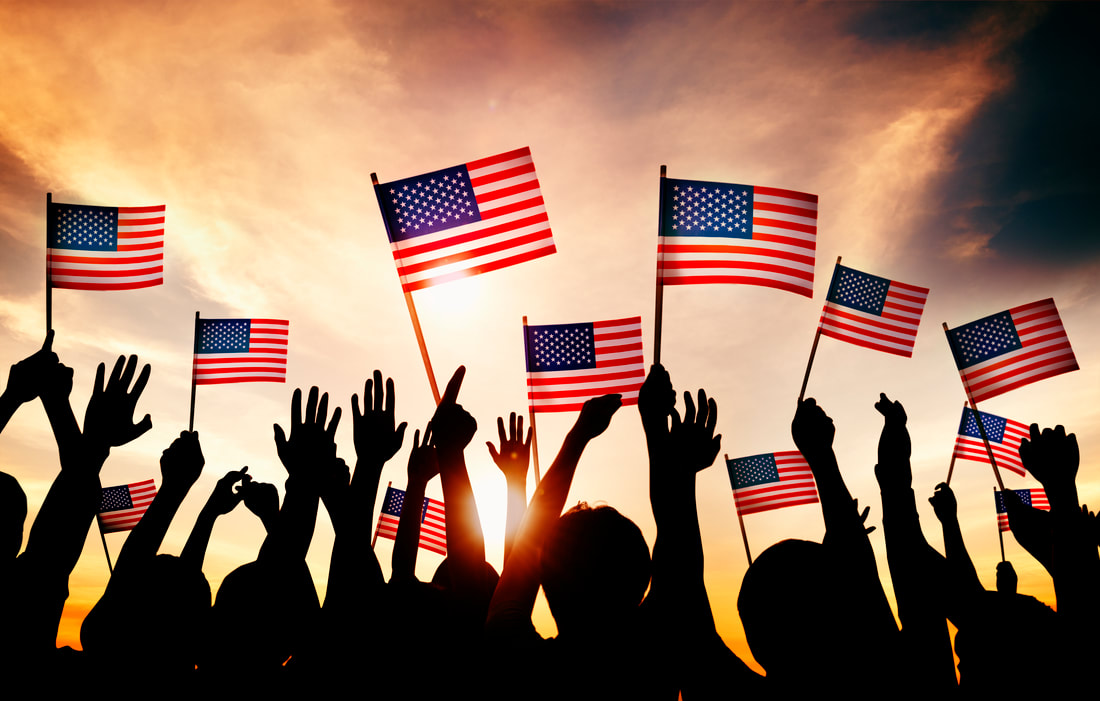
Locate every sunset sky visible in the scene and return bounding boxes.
[1,1,1097,672]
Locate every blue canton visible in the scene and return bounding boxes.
[525,323,597,372]
[661,177,753,239]
[381,487,405,517]
[948,312,1022,368]
[49,204,118,251]
[99,486,134,513]
[827,265,890,315]
[995,489,1033,513]
[959,407,1007,443]
[727,453,780,490]
[196,320,251,353]
[382,165,481,243]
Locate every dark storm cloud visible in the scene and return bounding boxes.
[851,3,1100,264]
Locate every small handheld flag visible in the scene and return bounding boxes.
[995,488,1049,532]
[818,263,928,357]
[945,298,1078,403]
[953,407,1029,478]
[97,479,157,533]
[524,316,645,413]
[374,486,447,556]
[656,176,817,297]
[47,200,165,291]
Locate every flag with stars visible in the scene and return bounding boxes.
[193,318,289,385]
[818,263,928,357]
[995,488,1049,532]
[727,451,818,516]
[953,406,1029,478]
[657,177,818,297]
[47,202,165,290]
[524,316,645,413]
[945,299,1078,403]
[376,147,556,293]
[374,486,447,556]
[97,479,157,533]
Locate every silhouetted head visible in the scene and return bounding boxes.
[539,503,651,635]
[82,554,211,674]
[205,559,320,672]
[739,539,857,684]
[0,472,26,560]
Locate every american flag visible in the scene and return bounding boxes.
[47,202,165,290]
[524,316,645,413]
[818,263,929,357]
[97,479,157,533]
[995,488,1049,532]
[657,177,817,297]
[946,298,1078,403]
[193,318,289,385]
[377,147,556,292]
[374,486,447,556]
[953,406,1029,478]
[727,451,819,516]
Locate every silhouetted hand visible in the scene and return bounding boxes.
[573,393,622,441]
[3,331,58,405]
[274,386,341,482]
[1020,424,1079,499]
[791,398,834,459]
[638,363,676,425]
[1083,504,1100,547]
[996,560,1018,595]
[874,393,912,491]
[431,367,476,455]
[1003,489,1053,572]
[39,361,74,406]
[855,499,876,535]
[487,413,531,482]
[408,424,440,484]
[929,483,957,524]
[83,355,153,450]
[204,467,249,516]
[160,431,205,490]
[669,389,720,473]
[240,478,280,529]
[352,370,407,466]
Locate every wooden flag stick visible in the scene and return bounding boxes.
[943,323,1006,491]
[997,487,1006,562]
[189,311,199,432]
[371,173,441,404]
[945,401,967,486]
[798,255,841,401]
[652,165,667,366]
[45,192,53,333]
[521,316,541,486]
[371,481,391,550]
[97,520,114,574]
[727,454,753,564]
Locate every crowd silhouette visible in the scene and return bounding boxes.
[1,332,1095,695]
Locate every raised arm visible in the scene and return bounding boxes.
[487,412,532,564]
[430,367,486,598]
[872,393,954,689]
[0,332,58,435]
[181,467,249,570]
[391,424,439,584]
[486,393,621,636]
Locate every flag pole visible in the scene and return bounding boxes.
[652,165,667,366]
[371,481,390,550]
[798,255,841,401]
[943,323,1006,491]
[371,173,441,404]
[945,401,967,486]
[189,311,199,432]
[996,488,1005,561]
[45,192,53,333]
[728,454,753,564]
[97,520,114,574]
[522,316,541,486]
